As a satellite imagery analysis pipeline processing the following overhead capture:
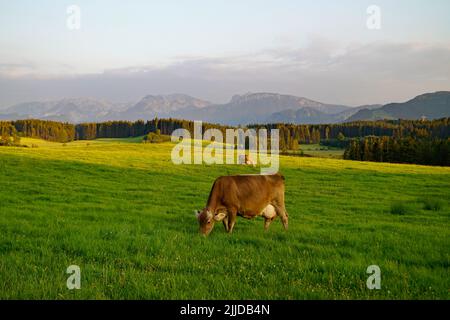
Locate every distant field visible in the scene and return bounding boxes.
[0,138,449,299]
[19,136,146,147]
[300,144,344,159]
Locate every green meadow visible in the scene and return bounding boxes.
[0,137,449,299]
[285,144,345,159]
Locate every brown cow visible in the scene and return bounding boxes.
[195,174,289,236]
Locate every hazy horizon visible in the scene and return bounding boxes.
[1,89,447,111]
[1,0,449,107]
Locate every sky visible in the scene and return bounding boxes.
[0,0,449,107]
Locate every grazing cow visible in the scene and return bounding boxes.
[238,154,255,166]
[195,174,289,236]
[244,154,256,166]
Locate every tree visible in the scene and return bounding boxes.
[291,138,299,151]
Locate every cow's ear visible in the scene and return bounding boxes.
[214,211,227,222]
[194,210,201,219]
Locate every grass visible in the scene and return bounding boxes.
[390,202,409,215]
[0,138,449,299]
[422,198,445,211]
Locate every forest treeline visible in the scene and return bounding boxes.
[74,119,230,140]
[343,136,450,166]
[0,119,230,143]
[0,121,21,146]
[2,117,449,144]
[253,118,450,151]
[1,117,449,166]
[1,119,75,144]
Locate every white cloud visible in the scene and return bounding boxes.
[1,40,449,107]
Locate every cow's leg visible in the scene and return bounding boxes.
[227,207,238,233]
[272,191,289,230]
[272,203,289,230]
[222,216,229,232]
[264,217,273,230]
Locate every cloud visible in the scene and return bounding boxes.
[99,39,450,89]
[1,40,449,107]
[0,63,37,77]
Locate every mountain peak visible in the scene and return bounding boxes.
[119,93,211,120]
[229,92,331,107]
[347,91,450,122]
[409,91,450,102]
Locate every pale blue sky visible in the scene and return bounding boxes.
[0,0,449,106]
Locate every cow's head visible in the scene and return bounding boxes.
[195,208,226,236]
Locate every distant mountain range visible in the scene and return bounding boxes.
[0,98,131,123]
[1,91,449,125]
[103,94,211,121]
[269,104,382,125]
[173,93,353,125]
[346,91,450,122]
[0,94,209,124]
